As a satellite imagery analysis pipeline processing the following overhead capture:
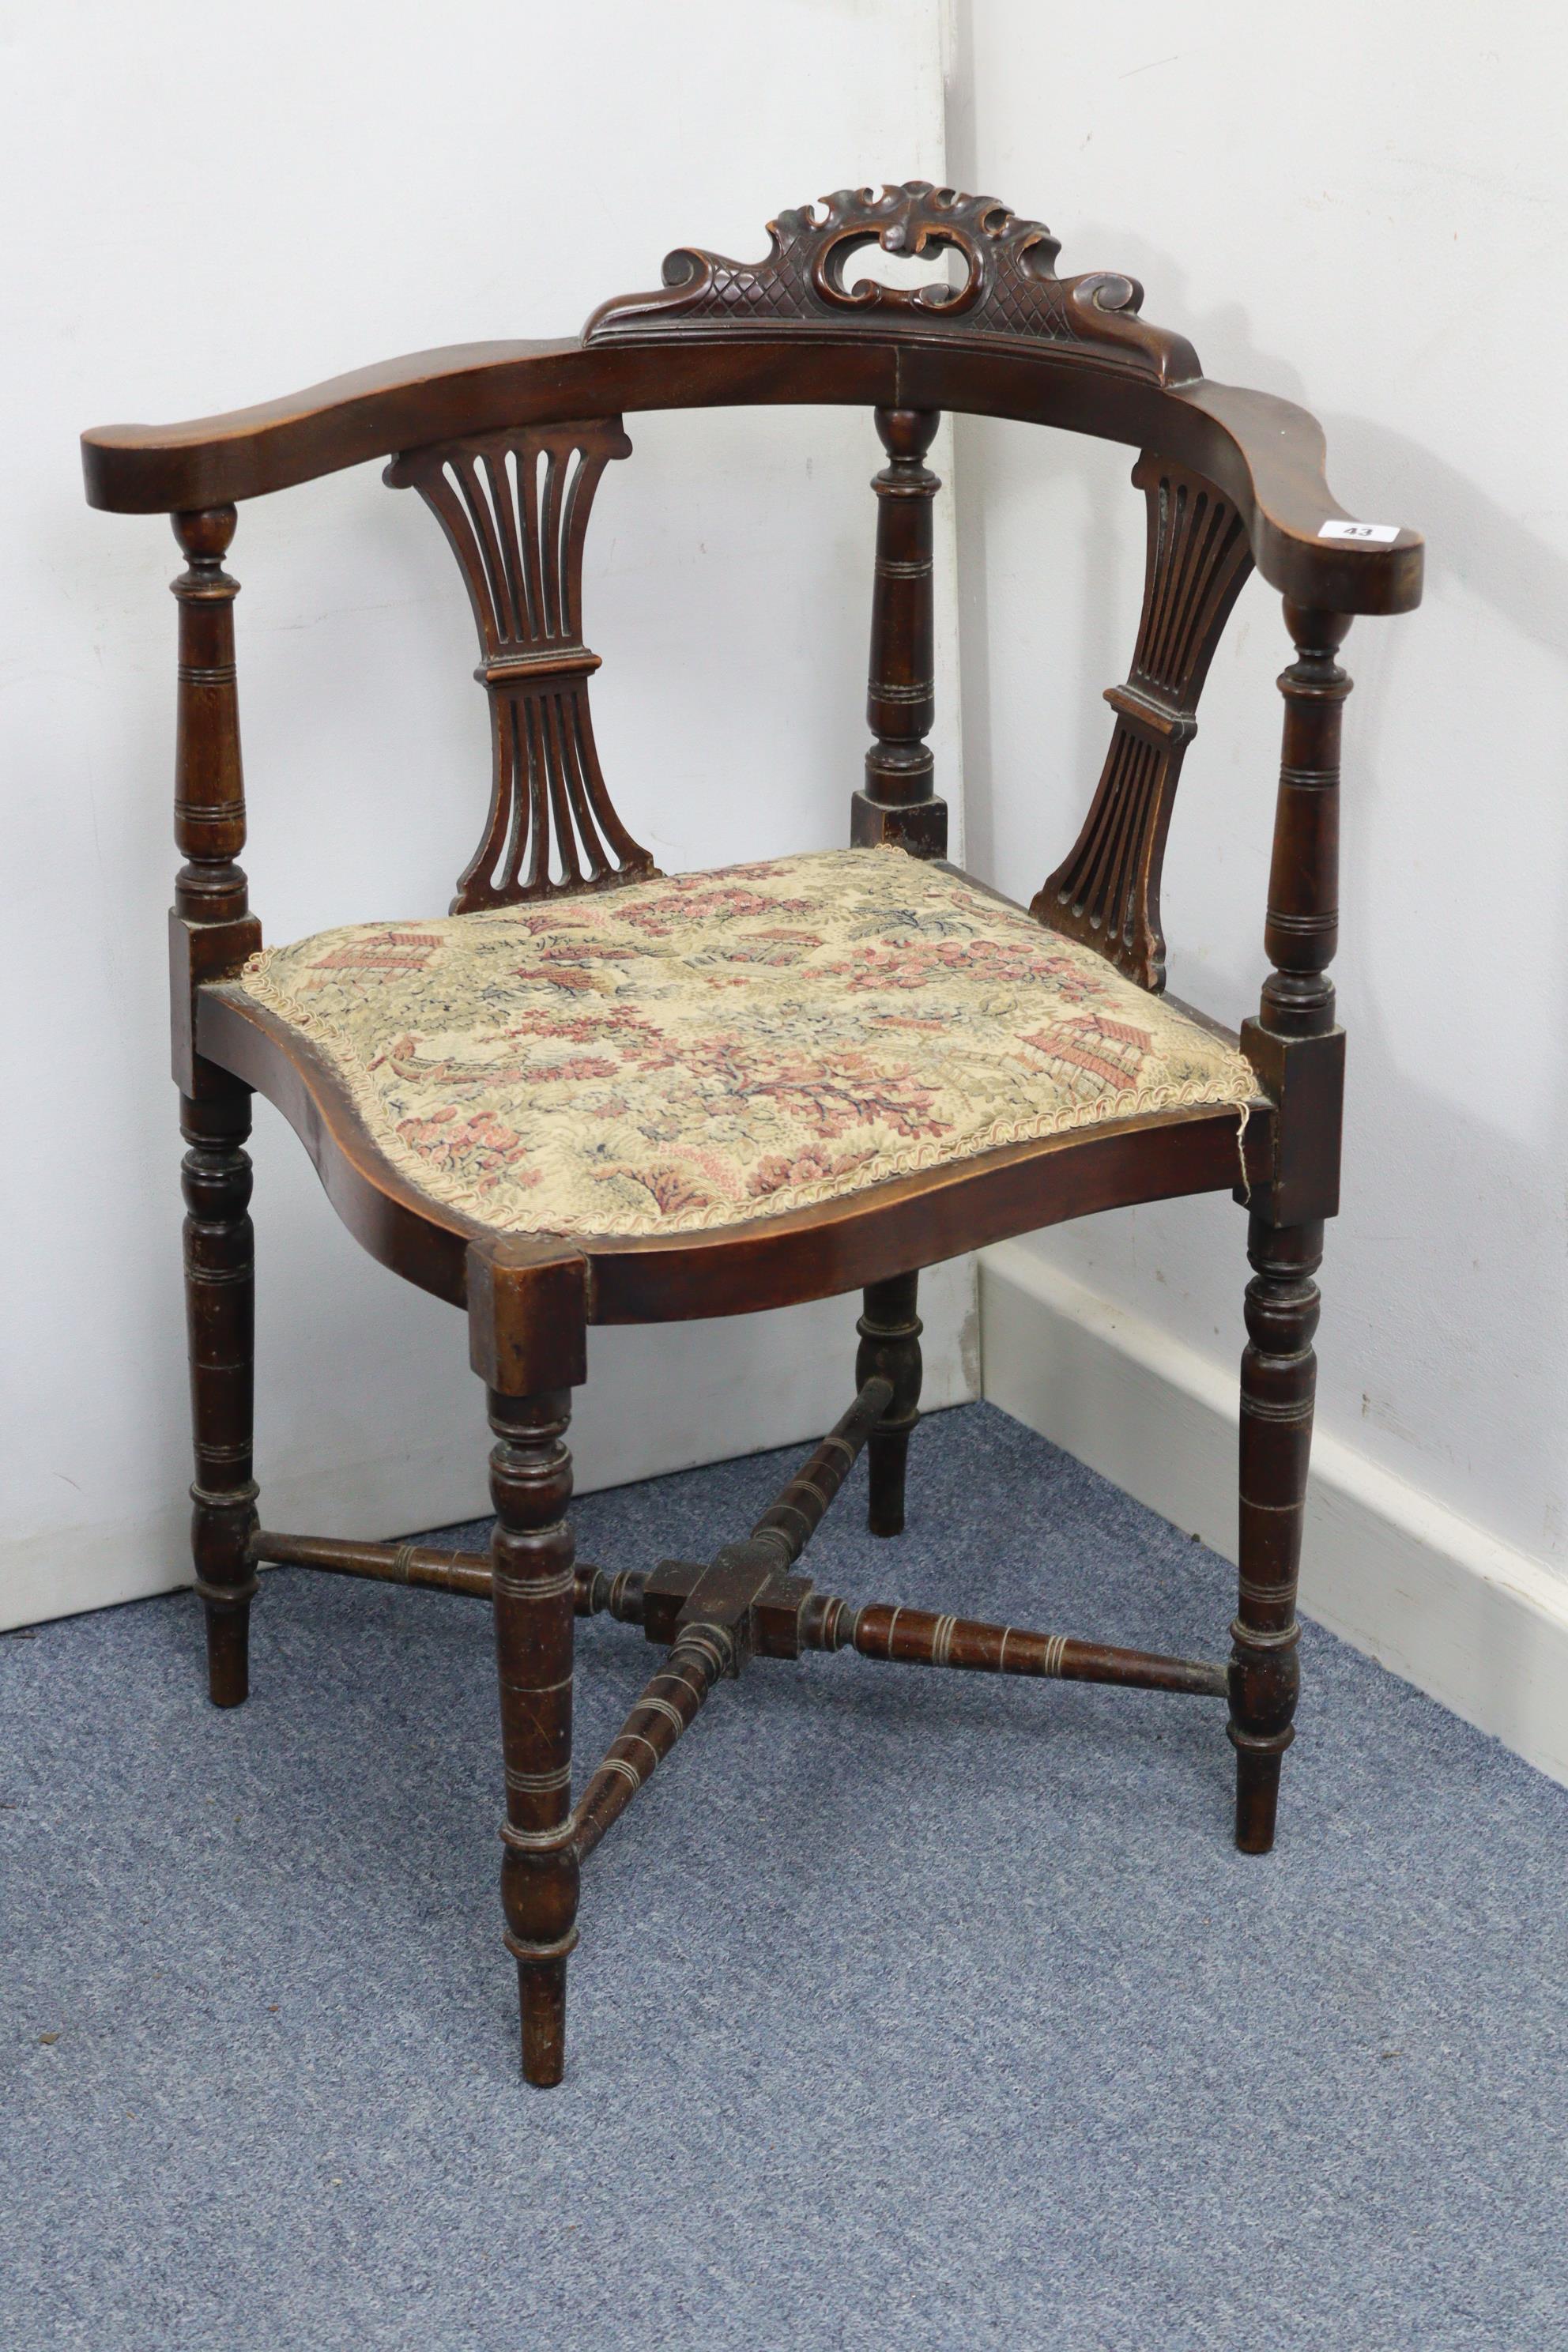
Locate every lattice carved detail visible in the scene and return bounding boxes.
[586,182,1199,386]
[1032,456,1253,990]
[386,419,657,913]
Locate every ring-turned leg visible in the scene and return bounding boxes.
[1228,1215,1319,1852]
[169,507,262,1709]
[856,1271,923,1537]
[1227,601,1351,1850]
[488,1387,579,2086]
[182,1076,258,1707]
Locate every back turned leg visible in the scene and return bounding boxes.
[182,1079,259,1706]
[856,1271,923,1537]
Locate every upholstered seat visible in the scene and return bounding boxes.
[222,846,1256,1241]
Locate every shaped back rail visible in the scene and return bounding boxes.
[1034,454,1254,989]
[385,418,657,911]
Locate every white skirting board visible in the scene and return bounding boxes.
[979,1239,1568,1790]
[2,1258,978,1633]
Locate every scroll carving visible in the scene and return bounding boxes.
[386,419,657,912]
[1033,455,1253,990]
[586,182,1199,386]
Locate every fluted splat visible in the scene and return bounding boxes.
[1035,454,1253,989]
[386,418,657,913]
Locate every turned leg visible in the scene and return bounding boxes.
[488,1387,579,2086]
[1227,603,1351,1851]
[856,1271,923,1537]
[182,1080,258,1707]
[169,508,261,1708]
[1228,1215,1320,1853]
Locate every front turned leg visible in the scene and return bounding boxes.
[856,1271,923,1536]
[1228,1216,1320,1853]
[182,1082,258,1706]
[488,1388,579,2086]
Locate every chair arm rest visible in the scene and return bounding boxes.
[81,332,1424,628]
[81,338,576,513]
[1173,379,1423,616]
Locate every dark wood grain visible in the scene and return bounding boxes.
[801,1595,1228,1698]
[252,1530,494,1600]
[84,338,1420,611]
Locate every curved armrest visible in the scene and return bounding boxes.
[81,332,1423,617]
[1174,379,1422,616]
[81,339,578,514]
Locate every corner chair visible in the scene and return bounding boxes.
[81,183,1423,2085]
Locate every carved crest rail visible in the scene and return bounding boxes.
[586,179,1200,386]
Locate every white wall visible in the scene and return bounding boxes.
[949,6,1568,1596]
[0,2,978,1629]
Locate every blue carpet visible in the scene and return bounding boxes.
[3,1400,1566,2351]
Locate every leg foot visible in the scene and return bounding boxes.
[517,1955,570,2087]
[857,1271,923,1537]
[202,1593,253,1709]
[1231,1740,1287,1856]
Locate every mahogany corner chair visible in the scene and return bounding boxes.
[82,183,1423,2086]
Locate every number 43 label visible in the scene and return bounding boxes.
[1318,519,1400,544]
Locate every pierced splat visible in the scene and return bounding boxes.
[1034,454,1253,990]
[386,418,657,912]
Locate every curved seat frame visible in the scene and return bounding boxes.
[84,183,1422,2088]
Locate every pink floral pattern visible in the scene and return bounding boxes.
[225,848,1255,1238]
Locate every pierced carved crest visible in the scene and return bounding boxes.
[586,181,1198,384]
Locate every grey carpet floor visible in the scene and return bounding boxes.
[4,1401,1567,2352]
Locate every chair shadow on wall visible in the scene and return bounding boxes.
[956,234,1568,1584]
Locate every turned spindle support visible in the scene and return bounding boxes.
[856,1272,923,1536]
[1230,603,1351,1853]
[851,406,946,857]
[171,507,262,1707]
[468,1240,588,2088]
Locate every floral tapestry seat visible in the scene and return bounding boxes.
[220,846,1258,1242]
